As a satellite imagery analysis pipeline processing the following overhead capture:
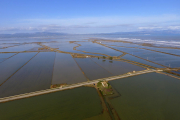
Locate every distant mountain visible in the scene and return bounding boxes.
[0,32,68,38]
[0,30,179,38]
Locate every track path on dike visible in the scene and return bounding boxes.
[0,69,163,103]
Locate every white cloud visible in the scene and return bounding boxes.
[168,26,180,30]
[1,14,180,33]
[138,27,163,30]
[138,25,180,30]
[22,14,180,27]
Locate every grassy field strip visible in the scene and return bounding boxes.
[0,69,159,103]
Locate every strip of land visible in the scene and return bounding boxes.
[0,69,162,103]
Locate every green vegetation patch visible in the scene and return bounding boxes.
[109,57,113,60]
[102,56,106,59]
[97,81,113,95]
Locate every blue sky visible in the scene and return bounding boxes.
[0,0,180,34]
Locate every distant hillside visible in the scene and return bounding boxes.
[0,30,179,38]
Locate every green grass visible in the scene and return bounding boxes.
[102,56,106,59]
[109,57,113,60]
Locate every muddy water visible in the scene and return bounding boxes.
[0,52,37,85]
[91,58,145,75]
[0,87,102,120]
[0,52,55,98]
[52,53,87,85]
[109,73,180,120]
[75,58,113,80]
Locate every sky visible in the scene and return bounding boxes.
[0,0,180,34]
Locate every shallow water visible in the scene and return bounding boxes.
[52,53,87,84]
[0,58,5,63]
[122,54,164,68]
[0,34,179,119]
[102,41,142,48]
[0,34,179,98]
[75,58,113,80]
[0,87,102,120]
[152,47,180,55]
[109,73,180,120]
[0,52,55,98]
[0,52,37,85]
[91,58,145,75]
[0,53,16,58]
[0,44,40,52]
[109,45,180,68]
[77,42,123,56]
[104,41,180,56]
[43,42,104,56]
[0,43,21,49]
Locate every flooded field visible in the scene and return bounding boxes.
[0,53,16,63]
[0,87,103,120]
[152,47,180,56]
[122,54,164,68]
[111,46,180,67]
[0,52,55,98]
[77,41,123,56]
[52,53,87,84]
[0,36,180,97]
[0,53,16,58]
[75,58,113,80]
[0,34,180,119]
[0,52,37,85]
[109,73,180,120]
[91,58,145,75]
[43,42,102,56]
[0,44,41,52]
